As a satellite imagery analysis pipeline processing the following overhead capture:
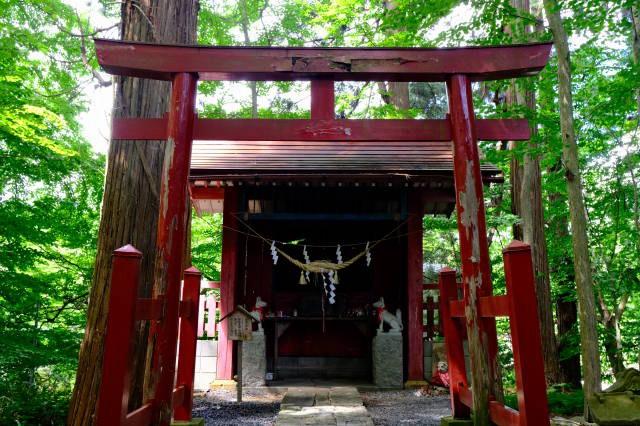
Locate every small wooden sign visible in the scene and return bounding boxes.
[219,306,255,341]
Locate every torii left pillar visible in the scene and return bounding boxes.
[147,72,198,426]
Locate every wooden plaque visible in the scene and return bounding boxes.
[227,311,253,341]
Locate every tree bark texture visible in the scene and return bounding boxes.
[550,190,583,388]
[67,2,198,425]
[543,0,602,411]
[506,0,560,385]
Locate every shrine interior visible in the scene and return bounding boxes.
[237,187,408,380]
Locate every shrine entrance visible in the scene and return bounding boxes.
[92,39,553,426]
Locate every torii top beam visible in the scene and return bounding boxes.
[94,39,552,82]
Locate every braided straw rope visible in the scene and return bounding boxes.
[235,214,408,273]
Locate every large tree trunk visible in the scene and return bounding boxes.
[542,0,602,415]
[507,0,560,385]
[67,2,197,424]
[549,188,582,388]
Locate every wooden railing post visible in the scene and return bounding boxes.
[174,266,202,421]
[503,241,550,425]
[438,267,470,420]
[96,245,142,426]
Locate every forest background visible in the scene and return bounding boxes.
[0,0,638,424]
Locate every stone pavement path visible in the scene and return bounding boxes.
[276,386,373,426]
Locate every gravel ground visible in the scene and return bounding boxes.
[361,390,451,426]
[193,388,450,425]
[193,388,285,426]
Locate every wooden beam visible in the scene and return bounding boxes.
[111,117,531,141]
[406,191,424,382]
[189,186,224,200]
[448,74,497,424]
[94,39,552,82]
[438,267,471,419]
[217,188,239,380]
[311,81,334,119]
[148,72,198,426]
[503,241,550,425]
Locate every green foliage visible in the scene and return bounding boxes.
[504,387,585,416]
[0,0,105,423]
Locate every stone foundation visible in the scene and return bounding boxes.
[372,332,403,389]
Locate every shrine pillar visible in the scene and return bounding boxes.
[406,190,425,384]
[216,188,240,380]
[447,74,499,423]
[148,72,198,425]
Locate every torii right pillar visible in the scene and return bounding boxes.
[447,74,501,424]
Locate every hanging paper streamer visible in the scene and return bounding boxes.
[365,241,371,267]
[303,245,310,281]
[336,244,343,264]
[327,270,337,304]
[270,241,279,265]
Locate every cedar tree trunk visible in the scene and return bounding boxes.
[542,0,602,415]
[67,1,197,424]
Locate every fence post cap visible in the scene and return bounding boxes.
[439,266,457,275]
[184,266,202,275]
[113,244,142,257]
[503,240,531,253]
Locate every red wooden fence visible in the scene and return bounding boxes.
[198,281,220,338]
[438,241,549,426]
[423,283,441,339]
[95,245,202,426]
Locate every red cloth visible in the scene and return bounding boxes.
[431,370,450,388]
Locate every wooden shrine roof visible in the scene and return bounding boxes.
[189,139,501,182]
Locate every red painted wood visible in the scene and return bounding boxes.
[217,188,239,379]
[438,267,471,419]
[479,294,510,317]
[311,81,335,119]
[124,402,154,426]
[94,39,552,82]
[489,400,521,426]
[197,296,206,338]
[190,186,224,200]
[205,295,217,337]
[111,117,531,142]
[148,72,198,426]
[503,241,550,425]
[449,300,465,318]
[96,245,144,426]
[134,297,164,320]
[174,267,202,421]
[171,385,186,413]
[459,385,473,409]
[447,74,500,402]
[423,283,438,290]
[196,280,221,289]
[407,191,424,381]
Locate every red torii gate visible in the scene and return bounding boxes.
[91,38,552,426]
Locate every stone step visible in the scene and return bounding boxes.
[276,386,373,426]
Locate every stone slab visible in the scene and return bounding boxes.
[194,372,215,391]
[276,386,372,426]
[372,333,403,389]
